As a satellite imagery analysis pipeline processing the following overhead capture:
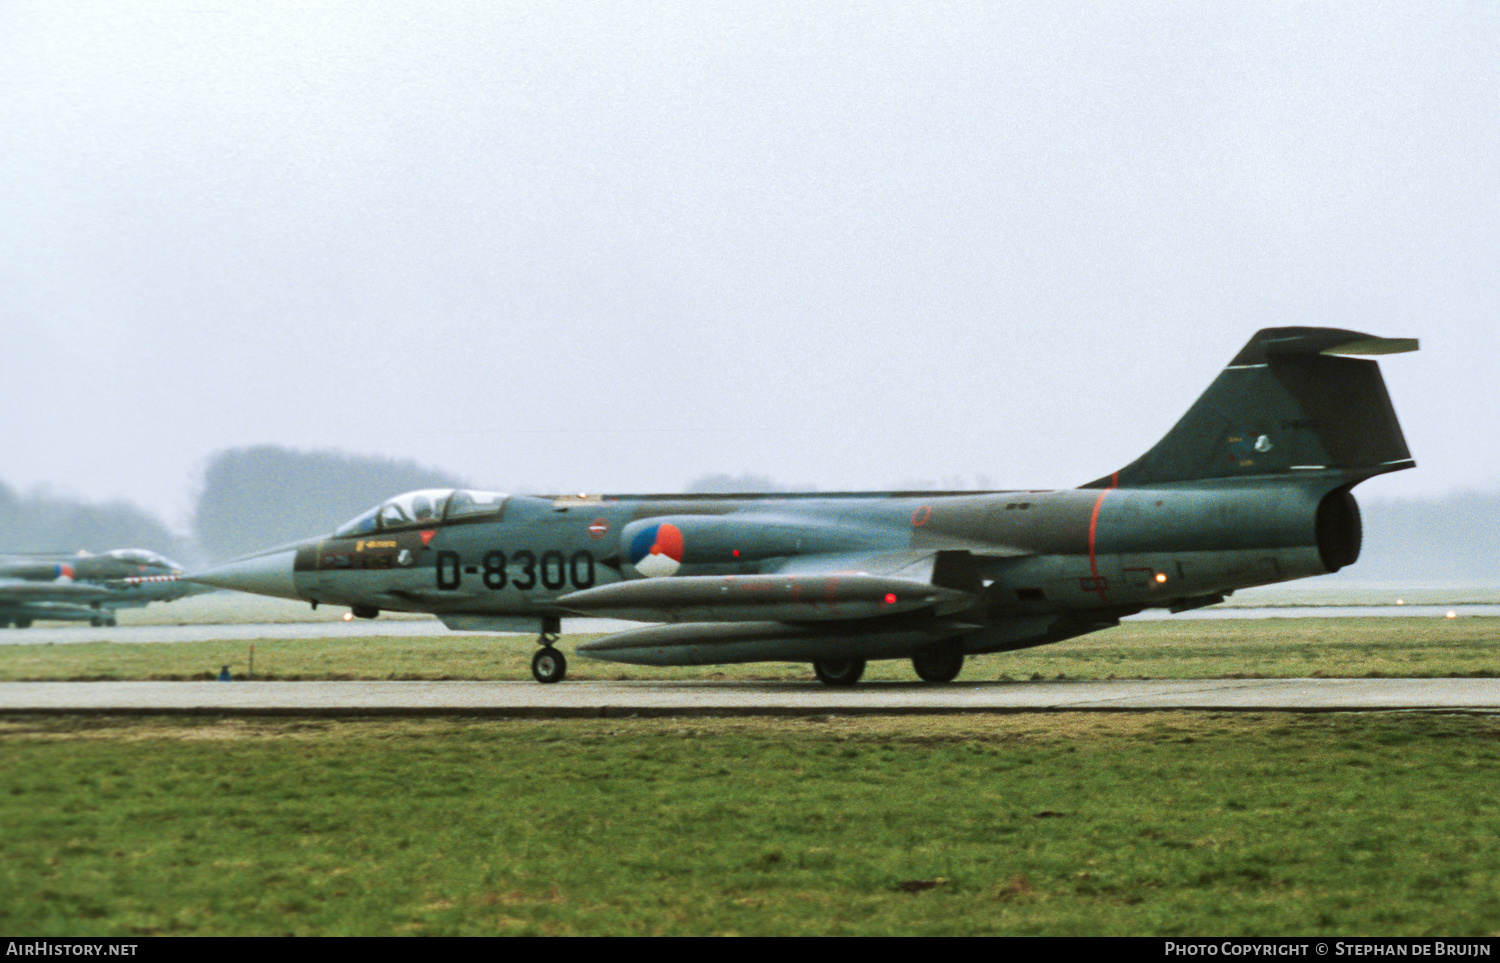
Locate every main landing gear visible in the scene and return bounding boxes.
[812,657,866,687]
[531,615,566,684]
[911,640,965,683]
[811,641,967,687]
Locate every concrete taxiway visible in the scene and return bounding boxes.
[2,678,1498,717]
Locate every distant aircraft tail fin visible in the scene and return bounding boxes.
[1085,327,1417,489]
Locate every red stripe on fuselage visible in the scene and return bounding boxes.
[1087,472,1119,602]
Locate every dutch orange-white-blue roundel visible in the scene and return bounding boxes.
[629,523,684,578]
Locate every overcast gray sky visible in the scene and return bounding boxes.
[3,2,1495,529]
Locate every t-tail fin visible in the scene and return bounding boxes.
[1086,327,1417,489]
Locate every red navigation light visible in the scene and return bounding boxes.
[884,593,897,604]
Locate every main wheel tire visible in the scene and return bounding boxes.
[812,657,866,687]
[532,647,567,684]
[912,641,965,683]
[14,619,31,629]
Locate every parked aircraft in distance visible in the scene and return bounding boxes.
[191,327,1416,685]
[0,549,210,627]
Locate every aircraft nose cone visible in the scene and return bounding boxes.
[187,549,302,601]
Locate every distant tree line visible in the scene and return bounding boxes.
[0,447,466,564]
[191,446,467,561]
[190,447,465,558]
[684,473,805,494]
[0,482,187,560]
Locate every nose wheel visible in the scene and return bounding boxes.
[530,616,567,684]
[531,646,567,684]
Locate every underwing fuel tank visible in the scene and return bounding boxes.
[557,573,975,623]
[576,617,973,666]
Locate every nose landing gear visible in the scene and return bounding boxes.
[531,646,567,684]
[531,615,567,684]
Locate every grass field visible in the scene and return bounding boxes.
[5,615,1499,936]
[2,616,1497,682]
[3,712,1499,936]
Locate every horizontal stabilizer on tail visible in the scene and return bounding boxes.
[1319,337,1418,356]
[1229,328,1419,365]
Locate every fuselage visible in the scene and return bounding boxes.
[219,473,1357,645]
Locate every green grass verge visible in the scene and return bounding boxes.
[2,617,1498,681]
[3,713,1499,936]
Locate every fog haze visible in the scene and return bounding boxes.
[3,3,1495,529]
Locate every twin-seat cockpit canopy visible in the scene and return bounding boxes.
[334,489,509,537]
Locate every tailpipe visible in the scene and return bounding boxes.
[1316,486,1362,573]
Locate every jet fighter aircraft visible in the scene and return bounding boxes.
[0,548,209,627]
[191,327,1416,685]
